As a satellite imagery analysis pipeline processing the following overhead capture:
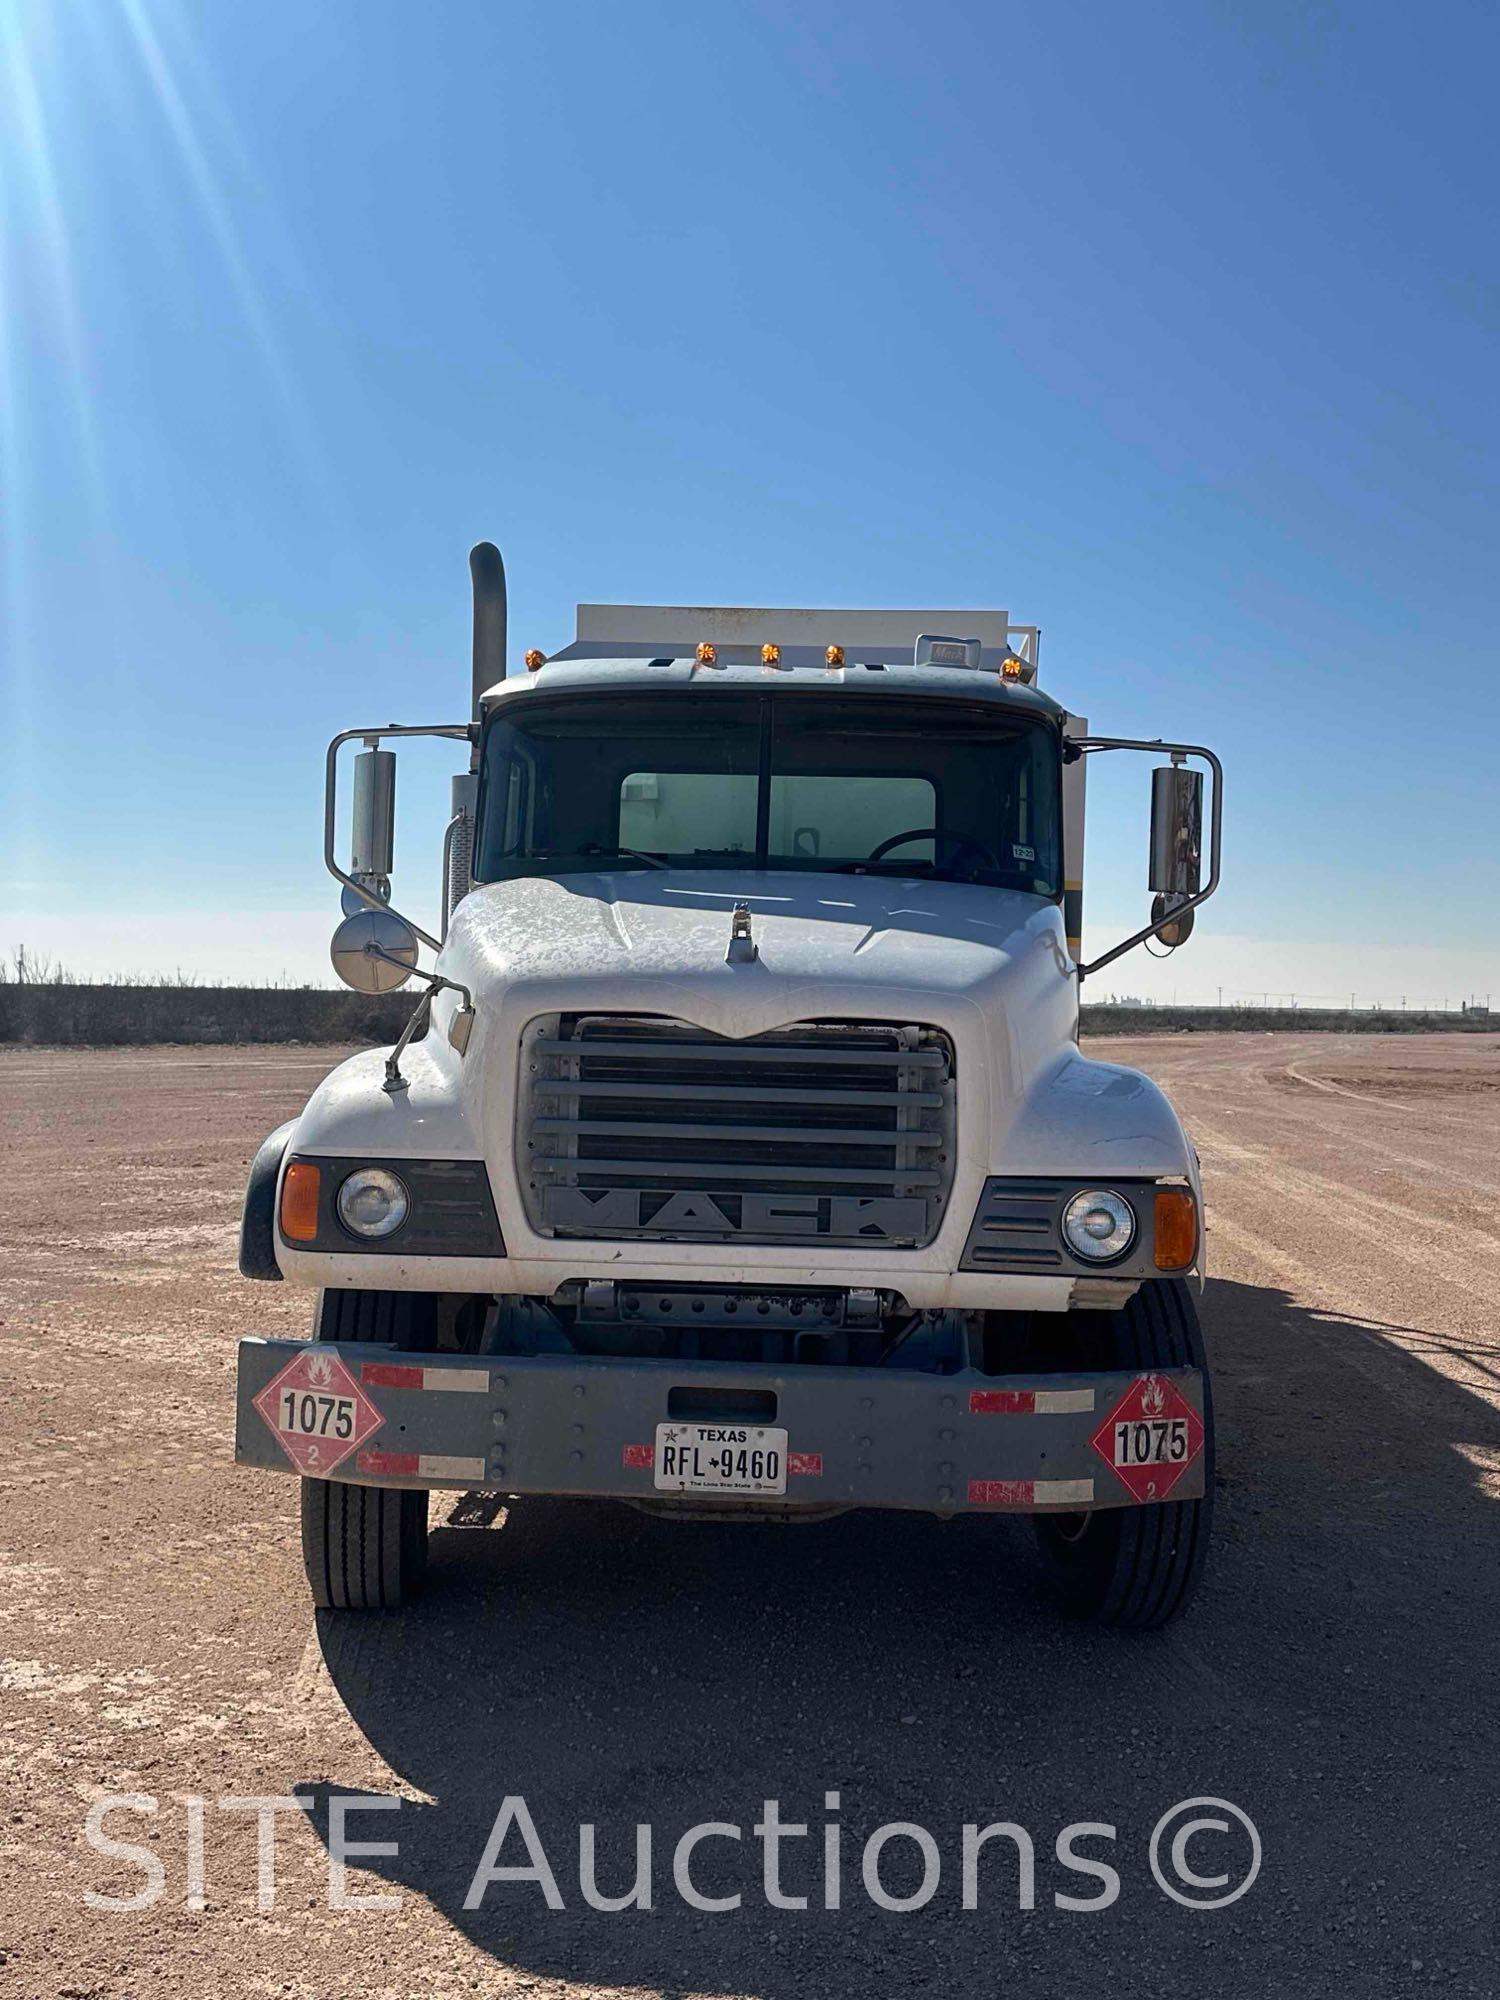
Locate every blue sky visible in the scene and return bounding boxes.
[2,0,1496,1006]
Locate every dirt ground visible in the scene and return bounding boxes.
[2,1033,1497,1998]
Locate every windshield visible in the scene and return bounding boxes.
[474,691,1061,895]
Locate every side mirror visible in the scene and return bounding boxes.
[330,908,420,993]
[350,747,397,896]
[1067,734,1221,978]
[1149,765,1202,947]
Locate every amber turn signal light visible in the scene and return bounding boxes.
[280,1160,322,1242]
[760,643,781,666]
[524,648,545,671]
[695,642,717,666]
[1153,1187,1198,1271]
[825,645,844,667]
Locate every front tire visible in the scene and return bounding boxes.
[301,1478,428,1610]
[1033,1279,1213,1630]
[300,1288,432,1610]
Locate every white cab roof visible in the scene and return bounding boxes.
[481,655,1063,719]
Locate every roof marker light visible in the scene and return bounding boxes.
[524,648,546,671]
[695,642,717,667]
[760,643,781,667]
[1001,655,1023,681]
[825,645,844,667]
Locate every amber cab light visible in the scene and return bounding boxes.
[1153,1188,1198,1271]
[524,648,546,671]
[280,1160,322,1242]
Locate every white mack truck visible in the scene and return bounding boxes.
[235,543,1223,1628]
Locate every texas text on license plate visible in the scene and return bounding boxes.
[654,1422,788,1495]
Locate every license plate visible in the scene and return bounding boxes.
[654,1422,788,1495]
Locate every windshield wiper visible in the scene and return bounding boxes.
[501,844,669,872]
[577,843,669,871]
[836,858,946,876]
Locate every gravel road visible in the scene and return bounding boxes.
[2,1033,1496,1997]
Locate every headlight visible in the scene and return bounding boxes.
[336,1167,410,1239]
[1060,1188,1136,1262]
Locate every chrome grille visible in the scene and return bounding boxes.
[518,1015,956,1247]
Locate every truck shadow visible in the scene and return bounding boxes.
[300,1275,1500,1996]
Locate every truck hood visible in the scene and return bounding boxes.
[443,868,1070,1036]
[285,868,1197,1290]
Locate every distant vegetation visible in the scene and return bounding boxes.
[3,946,75,985]
[1081,1003,1495,1035]
[2,951,1492,1047]
[1,945,324,991]
[0,951,412,1046]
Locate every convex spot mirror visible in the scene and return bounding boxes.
[331,908,420,993]
[1150,892,1195,947]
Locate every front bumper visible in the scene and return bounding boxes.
[234,1339,1207,1515]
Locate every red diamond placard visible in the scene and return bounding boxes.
[1090,1372,1204,1503]
[252,1348,386,1476]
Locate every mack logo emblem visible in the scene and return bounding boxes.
[541,1187,928,1240]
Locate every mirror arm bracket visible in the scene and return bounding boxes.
[361,944,475,1093]
[381,992,431,1095]
[1063,737,1223,980]
[362,943,472,1014]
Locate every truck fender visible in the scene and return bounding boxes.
[1000,1049,1197,1181]
[238,1119,297,1282]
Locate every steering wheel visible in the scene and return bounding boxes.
[863,827,1001,875]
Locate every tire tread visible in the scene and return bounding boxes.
[1033,1278,1213,1630]
[298,1290,430,1611]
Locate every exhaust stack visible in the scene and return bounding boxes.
[469,541,507,720]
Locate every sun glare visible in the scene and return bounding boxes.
[0,0,349,585]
